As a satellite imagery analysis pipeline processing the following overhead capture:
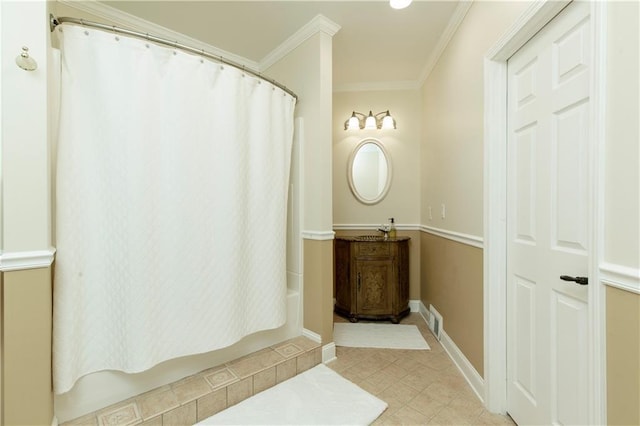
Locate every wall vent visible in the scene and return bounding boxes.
[428,304,443,341]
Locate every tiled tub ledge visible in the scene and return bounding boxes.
[63,336,322,426]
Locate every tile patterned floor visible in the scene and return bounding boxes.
[329,313,516,425]
[63,314,514,425]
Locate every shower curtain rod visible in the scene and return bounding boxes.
[49,14,298,100]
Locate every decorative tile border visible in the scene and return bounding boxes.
[97,402,140,426]
[61,337,321,426]
[203,368,238,390]
[273,343,303,358]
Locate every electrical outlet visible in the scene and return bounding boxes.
[441,203,446,219]
[428,206,433,220]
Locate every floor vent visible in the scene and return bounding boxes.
[428,304,443,341]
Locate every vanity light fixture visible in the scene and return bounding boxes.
[344,110,396,130]
[390,0,412,10]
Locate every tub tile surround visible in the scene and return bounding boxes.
[62,336,321,426]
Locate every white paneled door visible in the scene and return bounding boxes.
[506,1,591,425]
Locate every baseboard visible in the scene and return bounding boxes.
[419,301,430,325]
[303,328,336,363]
[419,301,439,340]
[409,299,420,312]
[440,329,485,403]
[302,328,321,343]
[418,301,485,403]
[322,342,337,364]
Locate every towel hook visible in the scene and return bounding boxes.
[15,46,37,71]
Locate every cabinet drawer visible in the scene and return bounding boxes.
[356,242,391,257]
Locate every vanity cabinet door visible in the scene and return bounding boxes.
[333,237,410,323]
[354,259,394,316]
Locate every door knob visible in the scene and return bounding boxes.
[560,275,588,285]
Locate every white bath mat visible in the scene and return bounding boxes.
[197,364,387,425]
[333,323,430,350]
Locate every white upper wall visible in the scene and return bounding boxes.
[420,1,532,238]
[267,31,335,234]
[0,1,52,255]
[604,0,639,269]
[333,89,421,227]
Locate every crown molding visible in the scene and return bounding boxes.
[485,0,570,61]
[333,80,421,93]
[56,1,470,93]
[334,1,473,93]
[56,0,260,71]
[418,0,473,86]
[260,14,341,71]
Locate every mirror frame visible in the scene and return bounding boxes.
[347,138,392,205]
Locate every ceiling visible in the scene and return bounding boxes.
[101,1,463,90]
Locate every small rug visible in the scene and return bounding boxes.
[333,322,430,350]
[197,364,387,425]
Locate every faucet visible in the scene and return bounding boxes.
[377,224,390,240]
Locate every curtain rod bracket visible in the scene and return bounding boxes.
[49,13,59,32]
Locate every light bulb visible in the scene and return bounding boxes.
[381,113,395,130]
[390,0,412,10]
[364,112,376,130]
[347,115,360,130]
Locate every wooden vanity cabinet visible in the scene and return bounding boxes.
[334,236,410,323]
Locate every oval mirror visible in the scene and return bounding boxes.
[347,139,392,205]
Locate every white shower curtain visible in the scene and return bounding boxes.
[53,25,296,394]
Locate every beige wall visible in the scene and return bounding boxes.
[1,268,53,426]
[420,232,483,375]
[606,286,640,426]
[303,239,334,343]
[333,89,421,226]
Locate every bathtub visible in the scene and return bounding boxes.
[54,287,302,422]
